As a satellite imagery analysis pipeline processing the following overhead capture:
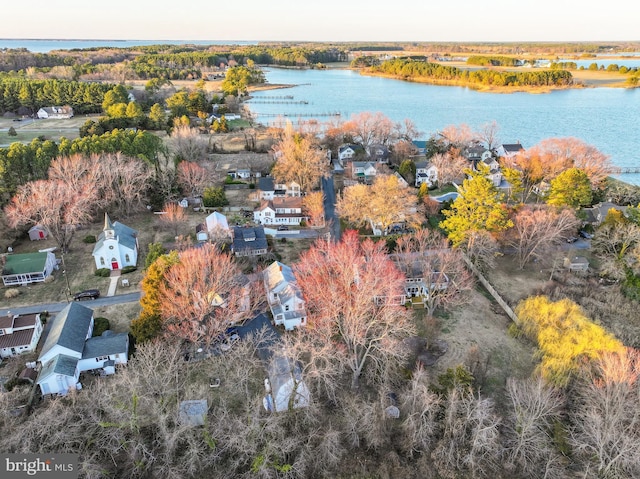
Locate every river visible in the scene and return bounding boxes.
[246,68,640,184]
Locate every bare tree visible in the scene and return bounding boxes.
[5,178,96,252]
[429,152,468,187]
[507,206,581,269]
[295,232,417,390]
[571,348,640,478]
[176,161,210,198]
[97,153,152,216]
[159,244,253,346]
[343,111,396,148]
[170,125,208,162]
[158,202,187,237]
[400,367,441,456]
[439,123,478,150]
[478,121,501,151]
[504,376,565,478]
[432,389,502,479]
[395,229,474,316]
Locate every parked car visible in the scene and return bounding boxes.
[566,236,579,244]
[73,289,100,301]
[219,332,240,352]
[277,225,289,231]
[579,230,594,239]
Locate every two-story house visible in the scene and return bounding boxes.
[0,313,43,358]
[37,302,129,395]
[232,226,268,257]
[254,197,307,226]
[351,161,377,184]
[263,261,307,330]
[338,144,365,163]
[257,177,301,200]
[415,161,438,188]
[367,144,390,164]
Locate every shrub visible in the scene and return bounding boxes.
[83,235,97,243]
[43,275,55,283]
[4,377,31,392]
[121,266,137,274]
[93,317,110,337]
[4,289,20,299]
[95,268,111,277]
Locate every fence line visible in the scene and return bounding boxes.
[462,254,520,325]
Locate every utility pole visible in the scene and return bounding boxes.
[60,252,72,302]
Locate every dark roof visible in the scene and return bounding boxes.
[19,368,38,383]
[232,227,268,255]
[502,143,524,153]
[0,315,14,330]
[237,313,280,363]
[40,303,93,359]
[0,328,36,349]
[2,252,49,275]
[258,177,275,191]
[38,354,78,381]
[13,314,38,329]
[82,331,129,359]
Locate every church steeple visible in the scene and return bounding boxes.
[103,213,115,240]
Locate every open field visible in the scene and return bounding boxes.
[0,115,99,145]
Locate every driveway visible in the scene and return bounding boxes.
[322,175,341,242]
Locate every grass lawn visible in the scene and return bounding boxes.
[0,129,79,146]
[428,184,458,196]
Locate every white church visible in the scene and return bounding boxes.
[92,213,138,271]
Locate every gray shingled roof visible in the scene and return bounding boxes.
[93,220,137,253]
[40,303,93,359]
[82,331,129,359]
[259,177,275,191]
[232,226,267,255]
[38,354,79,381]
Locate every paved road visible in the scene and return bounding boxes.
[0,291,141,317]
[322,175,341,242]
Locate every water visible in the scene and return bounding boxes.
[0,39,255,53]
[557,58,640,69]
[247,68,640,184]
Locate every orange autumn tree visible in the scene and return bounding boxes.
[295,231,416,389]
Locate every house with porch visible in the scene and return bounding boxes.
[350,161,377,183]
[257,177,301,200]
[390,253,451,307]
[36,302,129,395]
[254,197,307,226]
[0,313,43,359]
[264,261,307,330]
[92,213,138,271]
[1,251,57,286]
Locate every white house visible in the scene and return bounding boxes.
[36,106,74,119]
[37,303,129,396]
[415,161,438,187]
[496,142,524,159]
[28,225,48,241]
[351,161,377,183]
[92,213,138,271]
[197,212,231,242]
[264,261,307,330]
[0,313,43,359]
[367,144,390,164]
[338,144,364,162]
[254,197,307,226]
[1,251,57,286]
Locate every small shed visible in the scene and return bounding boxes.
[564,256,589,273]
[179,399,208,426]
[28,225,48,241]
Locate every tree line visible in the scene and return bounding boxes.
[370,58,574,87]
[466,55,522,67]
[0,76,112,115]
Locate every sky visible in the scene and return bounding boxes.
[4,0,639,42]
